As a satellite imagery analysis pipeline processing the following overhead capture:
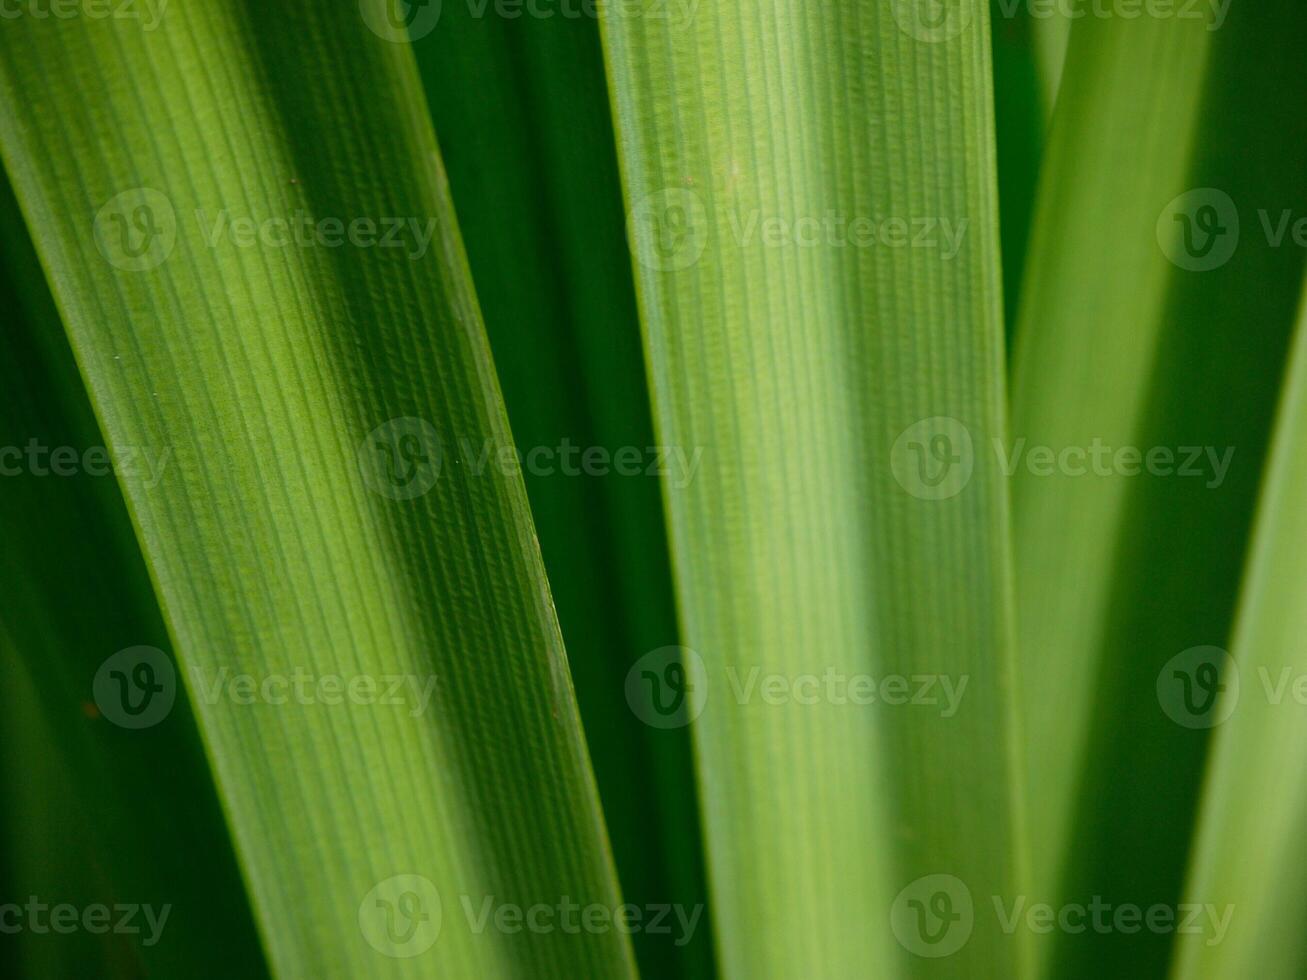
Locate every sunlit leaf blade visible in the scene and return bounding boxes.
[599,2,1027,977]
[1173,283,1307,979]
[0,177,267,978]
[0,4,633,976]
[407,10,713,976]
[1011,4,1307,976]
[1012,18,1210,930]
[1028,6,1070,117]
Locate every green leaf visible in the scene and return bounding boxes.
[1028,6,1070,117]
[0,175,267,978]
[1012,17,1212,931]
[599,2,1028,977]
[1173,284,1307,979]
[0,4,632,976]
[1010,5,1307,975]
[407,10,713,976]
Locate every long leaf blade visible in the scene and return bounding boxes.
[599,3,1027,976]
[0,4,633,976]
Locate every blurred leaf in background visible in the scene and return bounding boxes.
[1012,2,1307,976]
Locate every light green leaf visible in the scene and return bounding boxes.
[1012,15,1211,926]
[1011,4,1307,975]
[599,2,1027,977]
[0,3,632,977]
[1029,5,1070,117]
[1173,283,1307,980]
